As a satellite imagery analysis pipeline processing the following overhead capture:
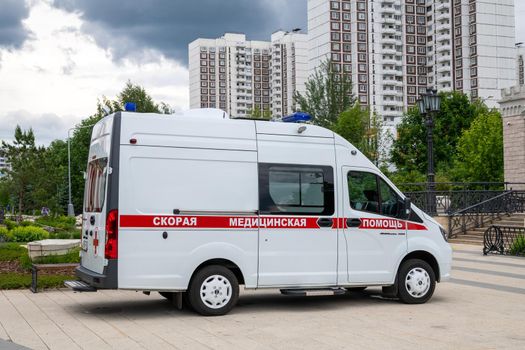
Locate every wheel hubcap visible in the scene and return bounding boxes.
[405,267,430,298]
[200,274,232,309]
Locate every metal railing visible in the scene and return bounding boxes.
[447,191,525,238]
[399,182,525,215]
[483,225,525,256]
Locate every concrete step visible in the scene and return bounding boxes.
[449,238,483,245]
[453,234,484,241]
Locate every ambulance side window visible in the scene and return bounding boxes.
[348,171,403,218]
[259,163,334,215]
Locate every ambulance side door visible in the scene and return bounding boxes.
[342,167,408,284]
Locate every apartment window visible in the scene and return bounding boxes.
[343,64,352,72]
[357,12,365,21]
[200,60,207,66]
[200,67,207,73]
[343,2,351,11]
[331,32,341,41]
[343,13,351,21]
[417,57,426,65]
[407,66,416,74]
[470,67,477,77]
[357,2,365,11]
[359,95,368,103]
[408,96,416,104]
[408,76,416,84]
[331,11,340,20]
[200,53,207,59]
[358,53,366,62]
[358,74,367,83]
[456,69,463,78]
[331,22,340,30]
[358,43,366,51]
[417,36,425,45]
[359,84,367,93]
[417,46,426,55]
[220,81,226,87]
[407,46,415,54]
[358,33,366,42]
[200,74,208,80]
[407,25,415,34]
[418,76,426,85]
[343,33,351,42]
[408,86,416,94]
[331,1,339,10]
[407,55,415,64]
[358,63,366,72]
[201,88,207,94]
[332,53,341,61]
[332,63,341,72]
[406,5,414,13]
[343,43,351,52]
[201,81,208,87]
[344,54,352,62]
[332,42,341,51]
[358,22,366,31]
[343,23,351,31]
[406,15,415,24]
[417,26,425,35]
[407,35,415,44]
[219,67,226,73]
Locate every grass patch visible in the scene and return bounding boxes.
[33,247,81,265]
[0,243,27,262]
[0,273,74,289]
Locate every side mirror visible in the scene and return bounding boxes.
[403,197,412,220]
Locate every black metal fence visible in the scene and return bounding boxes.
[447,191,525,238]
[399,182,525,215]
[484,225,525,256]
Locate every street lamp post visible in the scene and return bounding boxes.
[417,88,441,216]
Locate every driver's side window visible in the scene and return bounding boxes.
[348,171,402,218]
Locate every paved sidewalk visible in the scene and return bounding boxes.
[0,244,524,350]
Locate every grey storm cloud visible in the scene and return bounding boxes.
[51,0,307,65]
[0,0,30,49]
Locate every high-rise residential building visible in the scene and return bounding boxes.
[189,31,308,118]
[308,0,516,130]
[518,45,524,86]
[0,156,9,178]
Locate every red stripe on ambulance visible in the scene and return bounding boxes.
[119,215,427,231]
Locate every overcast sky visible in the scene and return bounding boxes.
[0,0,523,145]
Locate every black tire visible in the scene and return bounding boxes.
[346,287,367,292]
[188,265,239,316]
[397,259,436,304]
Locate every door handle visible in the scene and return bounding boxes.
[317,218,333,228]
[346,218,361,227]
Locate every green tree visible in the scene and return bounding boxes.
[1,126,43,218]
[294,59,354,128]
[334,104,389,166]
[247,105,262,118]
[452,110,503,182]
[391,91,482,174]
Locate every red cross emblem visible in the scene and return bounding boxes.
[93,231,99,255]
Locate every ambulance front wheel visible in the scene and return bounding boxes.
[188,265,239,316]
[397,259,436,304]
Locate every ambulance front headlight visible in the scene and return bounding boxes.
[439,226,448,242]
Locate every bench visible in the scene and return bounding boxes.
[30,263,79,293]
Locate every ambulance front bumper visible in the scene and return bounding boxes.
[76,260,118,289]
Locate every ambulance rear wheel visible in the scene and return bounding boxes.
[397,259,436,304]
[188,265,239,316]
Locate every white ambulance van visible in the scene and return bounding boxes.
[66,109,452,316]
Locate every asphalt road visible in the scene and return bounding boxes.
[0,244,524,350]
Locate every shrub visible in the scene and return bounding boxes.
[0,227,8,242]
[19,221,33,227]
[4,219,17,231]
[509,235,525,256]
[9,226,49,242]
[35,216,76,230]
[32,247,81,265]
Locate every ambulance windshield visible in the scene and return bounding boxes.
[84,157,108,213]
